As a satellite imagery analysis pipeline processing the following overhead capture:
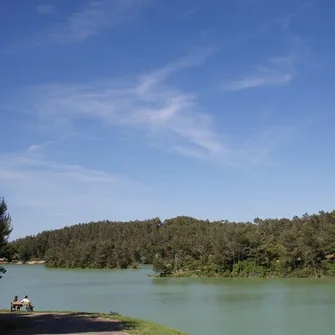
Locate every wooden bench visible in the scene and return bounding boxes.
[10,302,34,312]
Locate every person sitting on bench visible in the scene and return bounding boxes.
[11,296,23,311]
[20,295,34,311]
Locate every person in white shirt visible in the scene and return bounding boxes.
[20,295,34,311]
[21,295,31,306]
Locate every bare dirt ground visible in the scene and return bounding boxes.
[0,312,129,335]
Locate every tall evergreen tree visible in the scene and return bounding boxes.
[0,197,13,278]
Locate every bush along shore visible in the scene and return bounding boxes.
[7,210,335,278]
[0,310,187,335]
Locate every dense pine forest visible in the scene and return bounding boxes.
[7,211,335,278]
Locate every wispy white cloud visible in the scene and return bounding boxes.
[11,50,225,161]
[5,51,288,169]
[26,132,104,153]
[277,0,322,29]
[4,0,148,54]
[0,153,118,184]
[27,140,56,152]
[222,54,297,91]
[0,150,155,238]
[36,4,55,14]
[183,7,200,18]
[0,155,120,216]
[136,47,215,95]
[51,0,146,43]
[223,68,294,91]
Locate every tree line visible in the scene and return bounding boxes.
[7,209,335,278]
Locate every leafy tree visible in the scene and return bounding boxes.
[0,198,13,278]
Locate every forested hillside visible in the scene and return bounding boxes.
[9,211,335,278]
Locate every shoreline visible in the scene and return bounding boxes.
[0,260,45,265]
[4,262,334,279]
[3,261,334,279]
[152,270,335,279]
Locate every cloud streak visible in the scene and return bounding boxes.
[4,0,148,55]
[51,0,146,43]
[223,67,294,91]
[27,140,56,152]
[222,54,297,91]
[182,7,200,18]
[0,150,156,238]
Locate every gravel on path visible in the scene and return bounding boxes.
[0,312,129,335]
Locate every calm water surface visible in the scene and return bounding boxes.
[1,265,334,335]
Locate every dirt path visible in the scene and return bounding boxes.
[0,312,129,335]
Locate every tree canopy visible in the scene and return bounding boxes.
[8,210,335,278]
[0,197,13,278]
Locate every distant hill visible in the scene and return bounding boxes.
[9,212,335,277]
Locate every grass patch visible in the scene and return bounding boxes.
[100,313,187,335]
[69,311,188,335]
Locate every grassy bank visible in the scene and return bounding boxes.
[153,258,335,279]
[0,310,187,335]
[92,312,187,335]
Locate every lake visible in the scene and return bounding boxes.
[0,265,334,335]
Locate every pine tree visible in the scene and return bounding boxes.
[0,197,13,279]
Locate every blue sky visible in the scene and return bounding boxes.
[1,0,335,239]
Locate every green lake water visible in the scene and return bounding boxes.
[0,265,334,335]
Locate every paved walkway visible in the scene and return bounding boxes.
[0,312,129,335]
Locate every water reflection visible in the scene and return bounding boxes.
[151,278,194,286]
[1,265,334,335]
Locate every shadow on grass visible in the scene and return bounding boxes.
[0,312,136,334]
